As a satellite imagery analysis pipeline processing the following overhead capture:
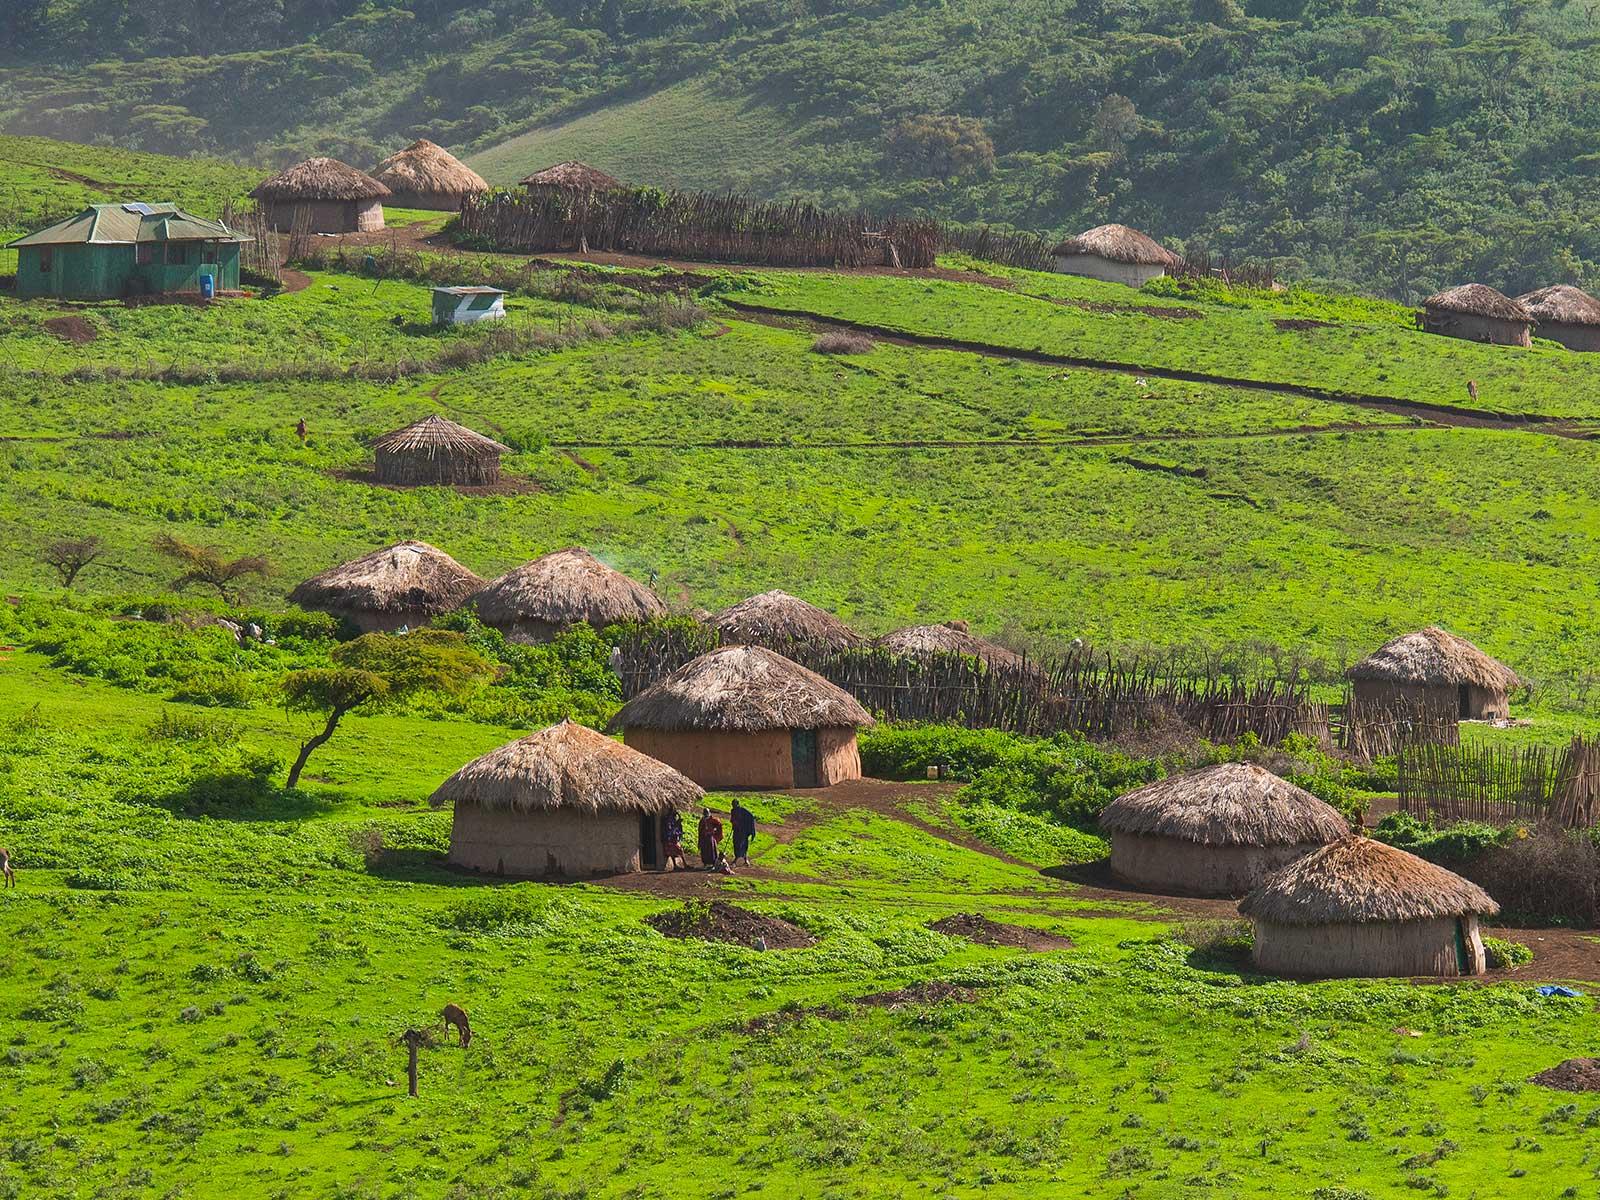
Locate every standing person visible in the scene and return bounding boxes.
[730,799,756,868]
[661,809,687,872]
[696,807,724,871]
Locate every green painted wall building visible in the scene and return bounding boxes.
[6,203,251,301]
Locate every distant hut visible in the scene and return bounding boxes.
[518,161,623,194]
[372,415,508,487]
[288,541,483,633]
[1420,284,1532,347]
[474,546,665,643]
[875,621,1023,670]
[432,718,703,877]
[713,590,862,652]
[249,158,390,234]
[1098,763,1348,897]
[1348,627,1520,725]
[370,139,488,211]
[1516,284,1600,352]
[610,645,874,789]
[1051,224,1179,287]
[1240,836,1499,978]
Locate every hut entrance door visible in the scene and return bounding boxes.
[1453,919,1469,974]
[639,813,659,869]
[1458,685,1471,718]
[791,729,819,788]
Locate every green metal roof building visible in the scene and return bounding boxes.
[6,203,252,300]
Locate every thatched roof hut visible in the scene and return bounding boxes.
[371,415,508,487]
[875,621,1023,670]
[288,541,483,633]
[518,161,623,192]
[370,139,488,211]
[1098,763,1348,896]
[712,590,862,652]
[1240,836,1499,977]
[1346,628,1519,742]
[432,718,703,877]
[250,157,389,233]
[474,546,665,642]
[1516,284,1600,352]
[611,645,873,789]
[1420,284,1532,347]
[1051,223,1179,286]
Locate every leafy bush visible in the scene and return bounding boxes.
[1469,826,1600,927]
[1483,937,1533,970]
[1371,813,1507,865]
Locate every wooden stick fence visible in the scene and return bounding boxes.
[1398,735,1600,829]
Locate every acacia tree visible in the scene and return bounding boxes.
[41,536,104,588]
[153,534,271,603]
[281,630,489,789]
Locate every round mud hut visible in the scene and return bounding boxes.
[288,541,483,633]
[610,645,874,789]
[474,546,665,643]
[1348,627,1519,724]
[518,161,623,194]
[433,718,704,877]
[369,139,488,211]
[371,415,508,488]
[1098,763,1349,896]
[1051,224,1179,286]
[1516,284,1600,352]
[1240,836,1500,978]
[875,621,1023,670]
[713,590,863,652]
[250,157,389,234]
[1420,284,1532,347]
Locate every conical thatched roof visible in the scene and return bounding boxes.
[1240,836,1499,925]
[474,546,665,629]
[430,718,702,814]
[518,161,622,191]
[372,415,508,458]
[370,139,488,199]
[1347,627,1520,690]
[713,590,862,650]
[1422,284,1530,323]
[875,621,1022,669]
[289,541,483,616]
[1052,223,1179,266]
[610,645,874,733]
[1099,763,1349,848]
[1516,284,1600,327]
[250,157,390,202]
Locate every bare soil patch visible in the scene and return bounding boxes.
[1531,1058,1600,1092]
[42,315,97,344]
[329,468,541,496]
[646,900,814,949]
[927,912,1073,951]
[1273,318,1337,331]
[1052,297,1202,320]
[857,981,978,1008]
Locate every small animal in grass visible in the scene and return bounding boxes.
[0,847,12,888]
[442,1002,471,1048]
[295,418,307,444]
[1467,380,1478,404]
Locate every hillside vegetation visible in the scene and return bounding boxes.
[6,0,1600,297]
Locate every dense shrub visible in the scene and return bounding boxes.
[1371,813,1507,865]
[1482,937,1534,970]
[812,331,875,354]
[1468,827,1599,927]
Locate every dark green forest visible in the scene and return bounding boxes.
[4,0,1600,297]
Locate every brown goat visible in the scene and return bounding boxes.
[442,1002,471,1047]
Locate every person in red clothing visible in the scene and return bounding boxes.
[696,807,724,871]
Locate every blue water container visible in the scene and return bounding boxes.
[200,273,215,300]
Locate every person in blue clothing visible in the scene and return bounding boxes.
[730,799,756,868]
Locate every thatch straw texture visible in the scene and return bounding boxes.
[431,718,702,814]
[1347,627,1520,690]
[1422,284,1530,322]
[611,645,874,733]
[1239,836,1499,925]
[518,161,622,191]
[1051,223,1178,266]
[875,621,1022,668]
[250,157,391,201]
[1099,763,1349,847]
[474,547,665,639]
[713,590,862,650]
[288,541,483,620]
[372,415,507,486]
[1516,284,1600,327]
[370,140,488,206]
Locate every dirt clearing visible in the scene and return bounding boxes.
[1530,1058,1600,1092]
[43,315,97,344]
[927,913,1073,951]
[857,981,978,1008]
[647,900,814,949]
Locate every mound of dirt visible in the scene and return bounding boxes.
[1273,317,1336,331]
[43,315,97,344]
[857,981,977,1008]
[1054,297,1202,320]
[647,901,814,950]
[927,913,1073,951]
[1531,1058,1600,1092]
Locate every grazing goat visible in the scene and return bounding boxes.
[442,1002,471,1047]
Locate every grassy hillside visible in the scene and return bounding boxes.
[10,1,1600,297]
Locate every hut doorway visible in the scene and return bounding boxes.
[792,729,819,788]
[1458,684,1470,719]
[1453,919,1469,973]
[639,813,659,869]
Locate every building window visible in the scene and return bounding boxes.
[136,242,153,265]
[168,242,187,266]
[201,241,217,263]
[38,248,52,272]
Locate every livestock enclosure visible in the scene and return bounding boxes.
[1397,735,1600,829]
